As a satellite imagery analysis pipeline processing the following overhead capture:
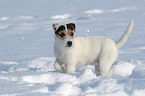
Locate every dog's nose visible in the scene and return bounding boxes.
[67,41,72,47]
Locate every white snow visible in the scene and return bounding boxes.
[19,16,33,20]
[84,9,104,14]
[0,57,144,96]
[0,61,18,65]
[87,29,90,32]
[110,61,136,77]
[32,87,49,93]
[0,25,9,29]
[51,14,72,20]
[0,17,9,21]
[138,46,145,50]
[0,0,145,96]
[109,7,128,12]
[84,7,135,14]
[22,74,55,84]
[0,93,18,96]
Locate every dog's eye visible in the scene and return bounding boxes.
[59,33,65,37]
[70,32,74,36]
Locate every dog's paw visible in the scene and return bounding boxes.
[66,66,76,73]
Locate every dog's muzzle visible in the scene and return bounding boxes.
[67,41,73,47]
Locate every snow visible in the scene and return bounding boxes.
[84,9,104,14]
[0,57,144,96]
[84,7,135,14]
[110,61,136,77]
[0,17,9,21]
[0,0,145,96]
[51,14,72,20]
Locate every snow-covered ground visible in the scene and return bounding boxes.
[0,0,145,96]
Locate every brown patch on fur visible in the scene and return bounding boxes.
[68,30,74,38]
[70,24,76,31]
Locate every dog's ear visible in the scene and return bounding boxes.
[66,23,76,32]
[52,24,60,31]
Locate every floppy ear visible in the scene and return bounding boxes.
[66,23,76,32]
[52,24,60,31]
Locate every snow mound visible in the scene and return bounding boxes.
[28,57,55,72]
[54,83,81,96]
[110,61,136,77]
[32,86,49,93]
[1,57,144,95]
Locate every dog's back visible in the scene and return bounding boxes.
[75,36,117,66]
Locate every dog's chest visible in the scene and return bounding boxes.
[54,46,75,60]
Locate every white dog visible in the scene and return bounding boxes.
[52,20,133,76]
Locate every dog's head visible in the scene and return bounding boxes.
[53,23,76,48]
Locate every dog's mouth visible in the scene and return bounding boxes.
[66,45,72,47]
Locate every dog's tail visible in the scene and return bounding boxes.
[115,20,134,49]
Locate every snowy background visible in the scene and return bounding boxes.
[0,0,145,96]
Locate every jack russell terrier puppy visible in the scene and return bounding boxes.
[52,20,133,76]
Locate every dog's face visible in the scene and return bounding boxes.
[53,23,76,48]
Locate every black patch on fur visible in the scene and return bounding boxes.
[59,32,65,38]
[55,25,65,34]
[70,32,74,36]
[66,23,76,31]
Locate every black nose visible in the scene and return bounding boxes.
[67,41,72,47]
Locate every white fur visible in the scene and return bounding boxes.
[54,20,134,76]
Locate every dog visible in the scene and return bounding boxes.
[52,20,133,76]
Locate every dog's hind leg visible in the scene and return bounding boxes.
[95,63,100,76]
[98,60,115,76]
[98,48,118,76]
[54,59,65,73]
[94,60,101,76]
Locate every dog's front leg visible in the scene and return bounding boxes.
[54,59,65,73]
[64,58,77,73]
[66,64,76,73]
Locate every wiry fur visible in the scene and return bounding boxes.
[53,20,134,76]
